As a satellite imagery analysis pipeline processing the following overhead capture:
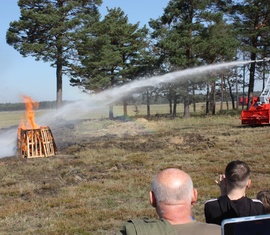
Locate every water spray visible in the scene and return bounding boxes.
[0,59,267,158]
[253,57,270,63]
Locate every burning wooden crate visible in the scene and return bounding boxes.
[17,126,57,158]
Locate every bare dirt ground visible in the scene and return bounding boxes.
[53,118,206,155]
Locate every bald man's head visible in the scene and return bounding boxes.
[151,168,194,205]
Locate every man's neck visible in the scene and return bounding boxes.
[227,188,246,200]
[158,204,193,225]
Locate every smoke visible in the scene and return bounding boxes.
[0,60,252,158]
[0,127,18,157]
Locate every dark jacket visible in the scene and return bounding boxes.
[204,195,266,225]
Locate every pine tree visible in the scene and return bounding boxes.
[149,0,210,117]
[6,0,102,108]
[70,7,149,118]
[150,0,240,116]
[197,14,239,114]
[229,0,270,107]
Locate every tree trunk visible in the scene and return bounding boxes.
[109,105,114,119]
[183,83,190,118]
[230,87,235,110]
[235,67,239,110]
[184,97,190,118]
[192,84,196,113]
[146,90,150,118]
[173,96,177,118]
[226,95,229,110]
[56,57,63,109]
[169,99,172,114]
[226,77,235,110]
[206,82,210,114]
[210,82,216,115]
[242,63,246,110]
[123,99,128,116]
[183,94,190,118]
[220,73,224,111]
[248,52,256,109]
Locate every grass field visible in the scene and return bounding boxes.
[0,104,171,128]
[0,104,269,234]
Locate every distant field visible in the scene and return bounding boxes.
[0,110,51,129]
[0,104,183,128]
[0,111,23,128]
[0,101,236,128]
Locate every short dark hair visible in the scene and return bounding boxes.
[257,190,270,213]
[225,160,250,188]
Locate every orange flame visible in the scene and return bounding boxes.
[20,95,39,129]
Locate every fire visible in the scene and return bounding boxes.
[20,95,39,129]
[17,95,57,158]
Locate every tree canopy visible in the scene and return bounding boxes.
[70,7,149,92]
[6,0,102,108]
[6,0,270,116]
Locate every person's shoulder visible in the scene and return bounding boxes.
[244,197,266,213]
[204,198,220,209]
[195,220,220,227]
[188,221,221,235]
[205,198,218,204]
[194,221,221,231]
[244,197,264,207]
[115,217,177,235]
[251,198,264,204]
[251,198,266,211]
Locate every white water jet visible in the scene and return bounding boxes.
[0,60,253,158]
[42,60,252,121]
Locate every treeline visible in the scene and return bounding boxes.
[0,101,63,112]
[6,0,270,118]
[1,92,257,113]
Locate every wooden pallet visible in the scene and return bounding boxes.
[17,126,57,158]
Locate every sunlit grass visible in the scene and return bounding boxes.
[0,108,269,234]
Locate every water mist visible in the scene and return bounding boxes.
[0,60,253,158]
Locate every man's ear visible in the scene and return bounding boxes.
[246,179,251,189]
[149,191,156,208]
[191,188,198,206]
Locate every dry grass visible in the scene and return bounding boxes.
[0,107,270,234]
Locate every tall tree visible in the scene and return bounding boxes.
[197,15,239,114]
[150,0,218,118]
[230,0,270,108]
[6,0,102,108]
[70,7,149,118]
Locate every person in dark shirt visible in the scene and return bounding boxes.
[204,160,266,225]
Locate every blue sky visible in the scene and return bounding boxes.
[0,0,168,103]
